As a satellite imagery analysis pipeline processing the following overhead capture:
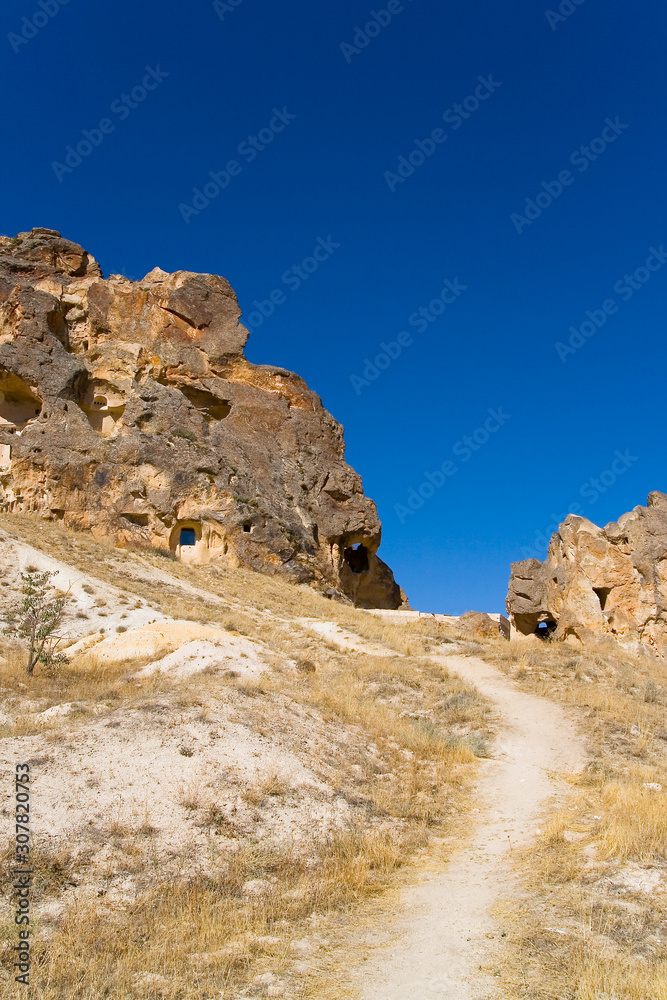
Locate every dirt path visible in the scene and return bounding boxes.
[355,652,585,1000]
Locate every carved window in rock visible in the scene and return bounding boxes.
[79,386,126,437]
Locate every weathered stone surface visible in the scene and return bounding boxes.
[458,611,503,639]
[0,229,406,609]
[507,492,667,655]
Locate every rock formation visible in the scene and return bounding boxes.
[0,228,406,608]
[507,492,667,656]
[458,611,510,640]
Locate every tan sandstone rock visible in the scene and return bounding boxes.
[88,620,240,666]
[506,492,667,656]
[457,611,504,639]
[0,229,406,608]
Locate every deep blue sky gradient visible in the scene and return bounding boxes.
[2,0,665,612]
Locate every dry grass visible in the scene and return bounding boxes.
[0,833,414,1000]
[0,513,458,672]
[472,634,667,999]
[0,513,489,999]
[0,642,164,738]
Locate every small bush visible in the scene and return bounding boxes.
[172,428,197,443]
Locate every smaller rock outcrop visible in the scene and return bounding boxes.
[458,611,507,639]
[506,492,667,656]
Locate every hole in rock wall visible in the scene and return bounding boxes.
[123,513,149,528]
[535,619,557,640]
[343,543,370,575]
[167,522,228,565]
[513,613,558,639]
[169,521,209,565]
[0,373,42,431]
[593,587,612,611]
[81,392,126,436]
[180,386,232,422]
[242,523,252,534]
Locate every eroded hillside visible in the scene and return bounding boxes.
[0,514,488,999]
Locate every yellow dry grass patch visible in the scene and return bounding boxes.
[474,634,667,999]
[0,832,414,1000]
[0,514,489,999]
[575,956,667,1000]
[599,781,667,861]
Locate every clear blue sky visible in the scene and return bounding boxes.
[2,0,665,613]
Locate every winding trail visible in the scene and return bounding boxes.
[355,652,585,1000]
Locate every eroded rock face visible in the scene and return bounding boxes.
[507,492,667,655]
[0,229,406,608]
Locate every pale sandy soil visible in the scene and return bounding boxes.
[0,517,601,1000]
[354,652,585,1000]
[0,522,488,991]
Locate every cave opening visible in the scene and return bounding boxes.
[513,613,558,639]
[179,386,232,422]
[0,375,43,431]
[123,513,149,528]
[535,619,557,640]
[343,543,369,574]
[593,587,612,611]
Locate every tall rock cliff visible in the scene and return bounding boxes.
[0,228,406,609]
[506,492,667,656]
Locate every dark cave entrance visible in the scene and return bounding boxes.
[593,587,612,611]
[535,619,557,640]
[513,613,558,640]
[343,543,369,574]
